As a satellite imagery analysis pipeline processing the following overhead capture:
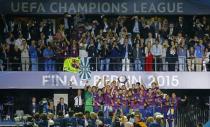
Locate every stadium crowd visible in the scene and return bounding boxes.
[6,77,206,127]
[0,14,210,71]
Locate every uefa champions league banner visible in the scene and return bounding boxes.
[0,71,210,89]
[0,0,210,15]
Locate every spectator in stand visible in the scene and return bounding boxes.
[203,48,210,71]
[1,15,210,72]
[99,38,111,71]
[177,39,187,71]
[162,40,169,71]
[19,39,29,71]
[29,40,38,71]
[5,32,15,45]
[63,13,73,39]
[145,32,155,45]
[152,17,162,39]
[10,45,21,71]
[166,41,178,71]
[131,16,143,36]
[79,33,88,58]
[54,24,65,43]
[175,16,185,35]
[187,47,195,71]
[127,33,133,46]
[133,35,146,71]
[207,42,210,71]
[14,34,24,49]
[86,38,97,71]
[69,40,79,57]
[193,17,205,38]
[133,42,143,71]
[151,39,163,71]
[188,36,198,49]
[194,40,205,71]
[161,19,169,39]
[100,16,109,33]
[37,39,46,71]
[145,41,153,71]
[90,20,100,37]
[121,37,132,71]
[0,43,8,71]
[168,23,176,40]
[133,43,141,71]
[143,20,153,39]
[110,38,121,71]
[0,45,4,71]
[43,45,55,71]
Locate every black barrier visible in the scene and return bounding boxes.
[176,106,209,126]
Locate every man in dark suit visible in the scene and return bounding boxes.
[133,42,145,71]
[64,13,74,39]
[86,40,98,71]
[56,97,68,116]
[130,16,143,35]
[175,16,186,35]
[120,37,132,71]
[29,97,39,115]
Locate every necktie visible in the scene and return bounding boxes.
[137,48,139,58]
[62,105,65,114]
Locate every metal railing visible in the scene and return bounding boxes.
[88,56,210,72]
[176,106,209,126]
[0,56,209,72]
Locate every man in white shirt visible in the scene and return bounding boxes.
[6,33,15,45]
[15,34,24,49]
[151,40,163,71]
[19,39,29,71]
[74,89,83,112]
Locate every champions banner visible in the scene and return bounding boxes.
[0,0,210,15]
[0,71,210,89]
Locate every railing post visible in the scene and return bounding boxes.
[209,96,210,120]
[126,58,127,71]
[6,58,9,71]
[96,57,98,71]
[155,56,157,71]
[184,57,186,71]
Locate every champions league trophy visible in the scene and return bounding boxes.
[118,75,128,85]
